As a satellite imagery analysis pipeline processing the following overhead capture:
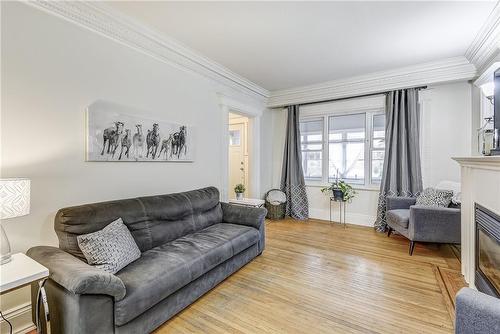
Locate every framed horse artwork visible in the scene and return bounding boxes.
[86,100,194,162]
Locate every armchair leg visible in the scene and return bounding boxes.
[409,241,416,256]
[387,227,393,237]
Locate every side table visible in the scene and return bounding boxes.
[228,198,265,208]
[0,253,49,334]
[329,197,347,228]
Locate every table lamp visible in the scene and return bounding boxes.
[0,178,30,264]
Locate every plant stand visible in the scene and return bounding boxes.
[329,197,347,228]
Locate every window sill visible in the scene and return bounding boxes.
[304,181,380,192]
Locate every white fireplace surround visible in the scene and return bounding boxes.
[453,156,500,289]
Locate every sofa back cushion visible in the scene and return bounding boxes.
[54,187,222,260]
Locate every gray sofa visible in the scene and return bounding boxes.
[27,187,266,334]
[455,288,500,334]
[386,196,460,255]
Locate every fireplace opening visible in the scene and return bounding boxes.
[475,204,500,298]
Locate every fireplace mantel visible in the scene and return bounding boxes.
[453,156,500,289]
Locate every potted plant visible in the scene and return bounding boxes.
[234,183,245,200]
[321,171,356,202]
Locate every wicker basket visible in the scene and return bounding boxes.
[265,189,286,220]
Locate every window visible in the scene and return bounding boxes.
[329,113,365,184]
[299,110,385,186]
[300,119,323,179]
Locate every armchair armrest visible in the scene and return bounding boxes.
[455,287,500,334]
[386,196,416,211]
[409,205,461,243]
[27,246,126,300]
[221,202,267,229]
[221,202,267,253]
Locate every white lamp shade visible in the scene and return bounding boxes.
[0,178,30,219]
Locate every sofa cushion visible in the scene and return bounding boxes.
[114,223,259,326]
[387,209,410,229]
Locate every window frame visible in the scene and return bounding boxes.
[300,108,385,188]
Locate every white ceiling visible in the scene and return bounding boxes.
[106,1,496,91]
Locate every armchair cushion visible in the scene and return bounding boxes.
[386,209,410,229]
[27,246,126,300]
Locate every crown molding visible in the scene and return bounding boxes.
[466,2,500,74]
[267,57,476,108]
[24,1,270,99]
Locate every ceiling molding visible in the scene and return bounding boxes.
[267,57,476,108]
[25,1,270,99]
[465,2,500,74]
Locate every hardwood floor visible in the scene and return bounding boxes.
[156,219,463,334]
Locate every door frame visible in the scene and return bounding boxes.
[218,94,263,202]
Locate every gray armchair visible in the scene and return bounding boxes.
[385,196,461,255]
[455,288,500,334]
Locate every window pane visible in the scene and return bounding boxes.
[300,119,323,141]
[371,150,385,182]
[373,138,385,149]
[329,133,342,141]
[301,143,322,150]
[329,114,365,141]
[300,119,323,179]
[302,151,322,178]
[328,142,365,183]
[229,130,240,146]
[373,114,385,138]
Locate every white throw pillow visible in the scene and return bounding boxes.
[77,218,141,274]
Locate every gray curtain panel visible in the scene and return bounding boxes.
[375,88,423,232]
[281,105,309,220]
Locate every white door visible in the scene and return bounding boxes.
[229,123,247,199]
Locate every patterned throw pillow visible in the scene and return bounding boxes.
[77,218,141,274]
[416,188,454,207]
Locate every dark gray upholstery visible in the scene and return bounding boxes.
[386,196,460,255]
[455,287,500,334]
[27,187,266,334]
[114,223,259,325]
[27,246,126,300]
[386,209,410,230]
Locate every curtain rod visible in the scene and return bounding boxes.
[286,85,428,108]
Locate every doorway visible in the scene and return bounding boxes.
[228,112,250,199]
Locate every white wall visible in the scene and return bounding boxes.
[0,2,266,332]
[420,82,473,187]
[270,81,473,225]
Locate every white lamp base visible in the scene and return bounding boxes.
[0,224,12,265]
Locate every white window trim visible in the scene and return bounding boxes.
[300,107,385,189]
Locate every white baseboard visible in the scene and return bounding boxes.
[309,207,375,227]
[0,302,35,334]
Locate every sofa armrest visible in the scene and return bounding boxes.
[455,287,500,334]
[27,246,126,300]
[409,205,461,243]
[221,203,267,253]
[221,202,267,229]
[386,196,416,211]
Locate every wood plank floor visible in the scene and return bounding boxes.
[156,219,462,334]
